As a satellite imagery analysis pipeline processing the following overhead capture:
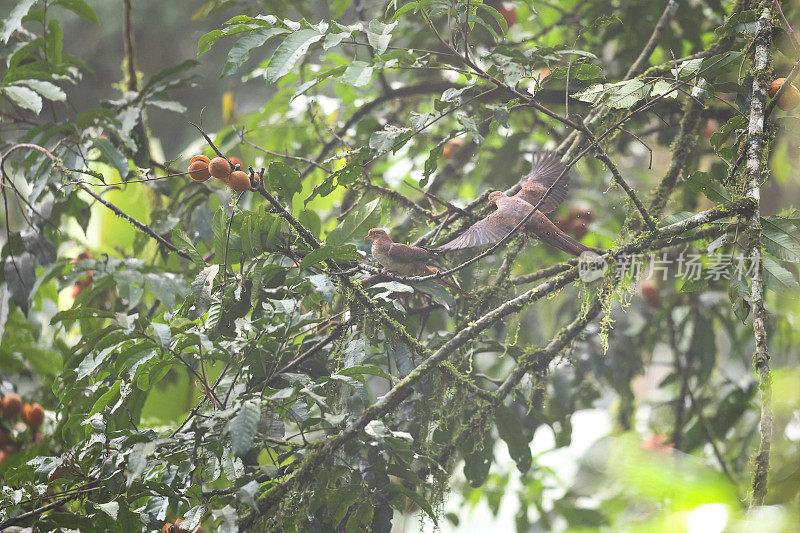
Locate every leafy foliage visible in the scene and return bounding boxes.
[1,1,799,532]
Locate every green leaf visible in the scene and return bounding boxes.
[222,27,289,76]
[763,256,799,295]
[462,442,492,487]
[326,198,381,246]
[761,216,800,262]
[172,228,205,265]
[475,3,508,36]
[685,172,731,203]
[52,0,99,25]
[679,277,708,293]
[390,483,437,523]
[298,245,359,270]
[0,0,36,43]
[213,208,228,265]
[3,85,42,114]
[18,79,66,102]
[345,504,374,533]
[45,19,64,64]
[342,60,373,87]
[191,265,219,317]
[265,29,324,85]
[0,284,8,343]
[91,138,129,180]
[267,161,302,200]
[230,400,260,456]
[51,308,115,325]
[327,485,362,528]
[495,404,532,473]
[332,0,353,19]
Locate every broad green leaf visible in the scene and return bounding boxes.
[298,245,359,270]
[222,27,289,76]
[0,0,36,43]
[51,308,115,324]
[265,29,324,85]
[172,228,205,265]
[191,265,219,317]
[761,216,800,262]
[52,0,99,25]
[342,60,373,87]
[91,138,129,180]
[18,80,66,102]
[3,85,42,114]
[495,404,532,473]
[685,172,731,203]
[326,198,381,246]
[327,485,362,528]
[230,400,260,456]
[763,256,799,295]
[267,161,302,200]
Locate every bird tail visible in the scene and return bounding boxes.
[547,229,590,256]
[425,266,476,299]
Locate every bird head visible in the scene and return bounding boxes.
[365,228,390,241]
[487,190,506,206]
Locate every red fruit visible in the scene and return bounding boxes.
[768,78,800,111]
[162,524,173,533]
[538,68,551,81]
[227,171,251,192]
[209,157,233,180]
[0,449,9,467]
[23,403,44,430]
[640,280,659,308]
[71,270,93,299]
[1,394,22,420]
[498,4,517,27]
[188,160,212,183]
[442,138,465,159]
[229,156,244,171]
[189,155,211,166]
[702,119,719,142]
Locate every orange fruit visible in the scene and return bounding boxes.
[702,119,719,141]
[1,394,22,420]
[498,4,517,27]
[768,78,800,111]
[442,138,465,159]
[228,171,251,192]
[24,403,44,430]
[209,157,232,180]
[640,280,659,308]
[229,156,244,171]
[188,160,211,182]
[162,524,173,533]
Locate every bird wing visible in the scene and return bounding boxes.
[435,208,524,251]
[516,151,570,213]
[385,242,432,264]
[527,211,590,257]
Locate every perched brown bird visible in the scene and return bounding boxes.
[435,190,590,256]
[364,228,471,296]
[513,151,571,213]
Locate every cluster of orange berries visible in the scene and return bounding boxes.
[0,393,45,467]
[187,155,257,192]
[162,519,205,533]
